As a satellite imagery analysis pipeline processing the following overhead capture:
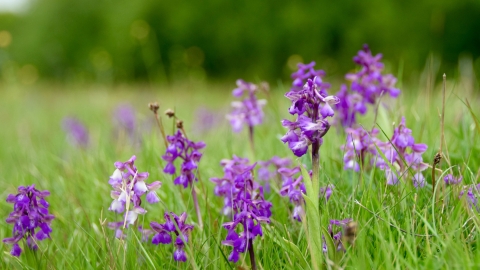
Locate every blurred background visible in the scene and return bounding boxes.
[0,0,479,88]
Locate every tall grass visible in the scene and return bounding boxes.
[0,78,479,269]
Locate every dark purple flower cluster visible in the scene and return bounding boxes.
[108,155,161,229]
[210,156,251,215]
[281,75,339,157]
[335,44,400,127]
[162,130,206,188]
[227,79,267,132]
[278,166,333,221]
[323,219,352,253]
[3,185,55,257]
[290,61,326,92]
[62,117,89,148]
[150,212,194,262]
[221,165,272,262]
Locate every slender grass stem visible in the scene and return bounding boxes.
[149,102,168,148]
[191,186,203,229]
[432,74,446,193]
[248,125,255,154]
[154,113,168,148]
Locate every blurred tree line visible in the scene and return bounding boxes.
[0,0,479,85]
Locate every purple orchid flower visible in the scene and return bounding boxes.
[219,159,272,264]
[444,174,462,185]
[281,75,339,157]
[162,130,206,189]
[459,184,480,212]
[3,185,55,257]
[323,218,352,253]
[290,61,326,92]
[108,155,161,231]
[257,156,292,192]
[341,118,428,188]
[210,156,252,216]
[150,212,194,262]
[192,107,222,135]
[227,79,267,133]
[342,127,380,171]
[278,166,333,222]
[335,44,400,127]
[62,117,89,148]
[113,104,139,143]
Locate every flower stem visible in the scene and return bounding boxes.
[311,141,320,200]
[248,239,257,270]
[248,125,255,153]
[154,112,168,148]
[191,186,203,229]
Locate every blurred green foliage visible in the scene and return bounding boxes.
[0,0,480,84]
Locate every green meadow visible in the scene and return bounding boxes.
[0,73,479,269]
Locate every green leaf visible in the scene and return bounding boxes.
[266,226,311,270]
[321,226,336,264]
[132,232,156,270]
[303,193,322,270]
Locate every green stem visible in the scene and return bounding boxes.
[249,125,255,152]
[191,186,203,229]
[311,141,320,201]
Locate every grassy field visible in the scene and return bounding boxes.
[0,78,479,269]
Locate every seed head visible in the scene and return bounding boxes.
[176,120,183,129]
[433,152,442,166]
[149,102,159,113]
[344,221,358,245]
[165,109,175,118]
[260,82,270,92]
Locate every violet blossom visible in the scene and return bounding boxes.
[323,218,352,253]
[162,130,206,188]
[257,156,292,192]
[374,117,429,187]
[281,75,339,157]
[62,117,89,148]
[210,156,251,216]
[290,61,326,92]
[459,184,480,212]
[278,166,333,221]
[113,104,137,143]
[278,167,305,221]
[138,226,154,242]
[192,107,222,135]
[108,155,161,231]
[150,212,194,262]
[444,174,462,185]
[219,160,272,264]
[335,44,400,127]
[341,117,428,187]
[226,79,266,133]
[3,185,55,257]
[342,127,380,171]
